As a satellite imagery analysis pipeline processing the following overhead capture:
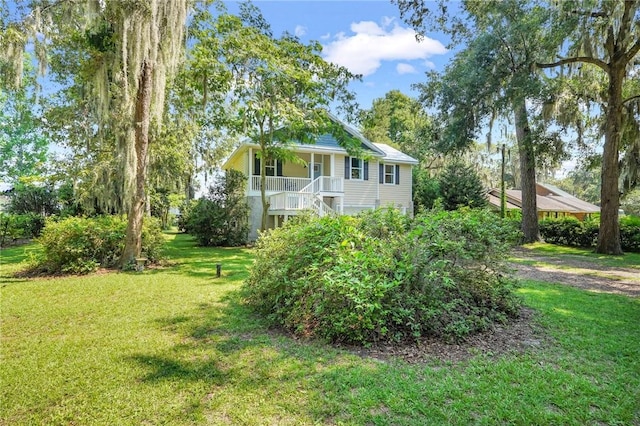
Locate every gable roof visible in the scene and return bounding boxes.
[374,143,419,165]
[222,113,418,169]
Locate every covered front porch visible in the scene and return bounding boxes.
[247,147,345,196]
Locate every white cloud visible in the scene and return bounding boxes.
[396,63,417,75]
[424,60,436,69]
[320,32,331,40]
[323,19,447,76]
[381,16,395,27]
[294,25,307,37]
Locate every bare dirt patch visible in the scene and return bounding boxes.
[511,246,640,297]
[339,307,543,365]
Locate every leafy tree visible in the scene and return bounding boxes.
[0,60,49,184]
[438,162,488,211]
[622,188,640,216]
[537,0,640,254]
[396,0,570,242]
[186,3,359,231]
[4,1,190,266]
[359,90,437,166]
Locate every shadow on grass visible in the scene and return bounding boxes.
[125,270,640,424]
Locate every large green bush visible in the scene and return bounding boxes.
[34,216,164,274]
[244,208,521,345]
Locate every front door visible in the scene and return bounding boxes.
[312,162,322,180]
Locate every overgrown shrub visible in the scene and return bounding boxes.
[0,213,45,246]
[183,170,249,247]
[34,216,164,274]
[540,216,640,252]
[244,208,521,345]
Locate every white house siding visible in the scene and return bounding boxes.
[378,163,414,215]
[340,154,379,210]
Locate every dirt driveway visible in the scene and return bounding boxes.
[511,247,640,298]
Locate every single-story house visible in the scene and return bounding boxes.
[222,116,419,240]
[487,182,600,220]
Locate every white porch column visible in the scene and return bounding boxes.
[274,214,279,228]
[310,152,315,179]
[248,147,253,192]
[339,197,344,214]
[331,153,335,177]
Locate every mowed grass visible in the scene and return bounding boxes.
[1,233,639,425]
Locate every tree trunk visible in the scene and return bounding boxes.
[596,65,624,255]
[514,98,539,243]
[120,60,153,267]
[500,143,506,219]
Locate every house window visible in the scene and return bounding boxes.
[379,163,400,185]
[384,164,395,184]
[351,157,363,180]
[265,159,276,177]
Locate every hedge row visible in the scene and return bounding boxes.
[539,216,640,252]
[244,208,521,345]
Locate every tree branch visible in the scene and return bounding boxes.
[616,0,633,50]
[626,38,640,62]
[622,94,640,106]
[536,56,609,73]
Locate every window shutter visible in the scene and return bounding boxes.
[379,163,384,184]
[364,160,369,181]
[253,154,260,176]
[395,165,400,185]
[344,157,350,180]
[277,160,283,176]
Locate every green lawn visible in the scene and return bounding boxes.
[1,233,639,425]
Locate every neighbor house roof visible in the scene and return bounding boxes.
[487,183,600,214]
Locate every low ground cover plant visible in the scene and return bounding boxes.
[245,208,521,344]
[31,215,164,274]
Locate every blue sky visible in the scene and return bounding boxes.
[224,1,455,110]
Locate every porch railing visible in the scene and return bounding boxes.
[269,192,315,211]
[300,176,344,194]
[250,176,311,193]
[250,175,343,194]
[269,192,335,217]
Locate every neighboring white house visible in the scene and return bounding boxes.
[222,118,419,241]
